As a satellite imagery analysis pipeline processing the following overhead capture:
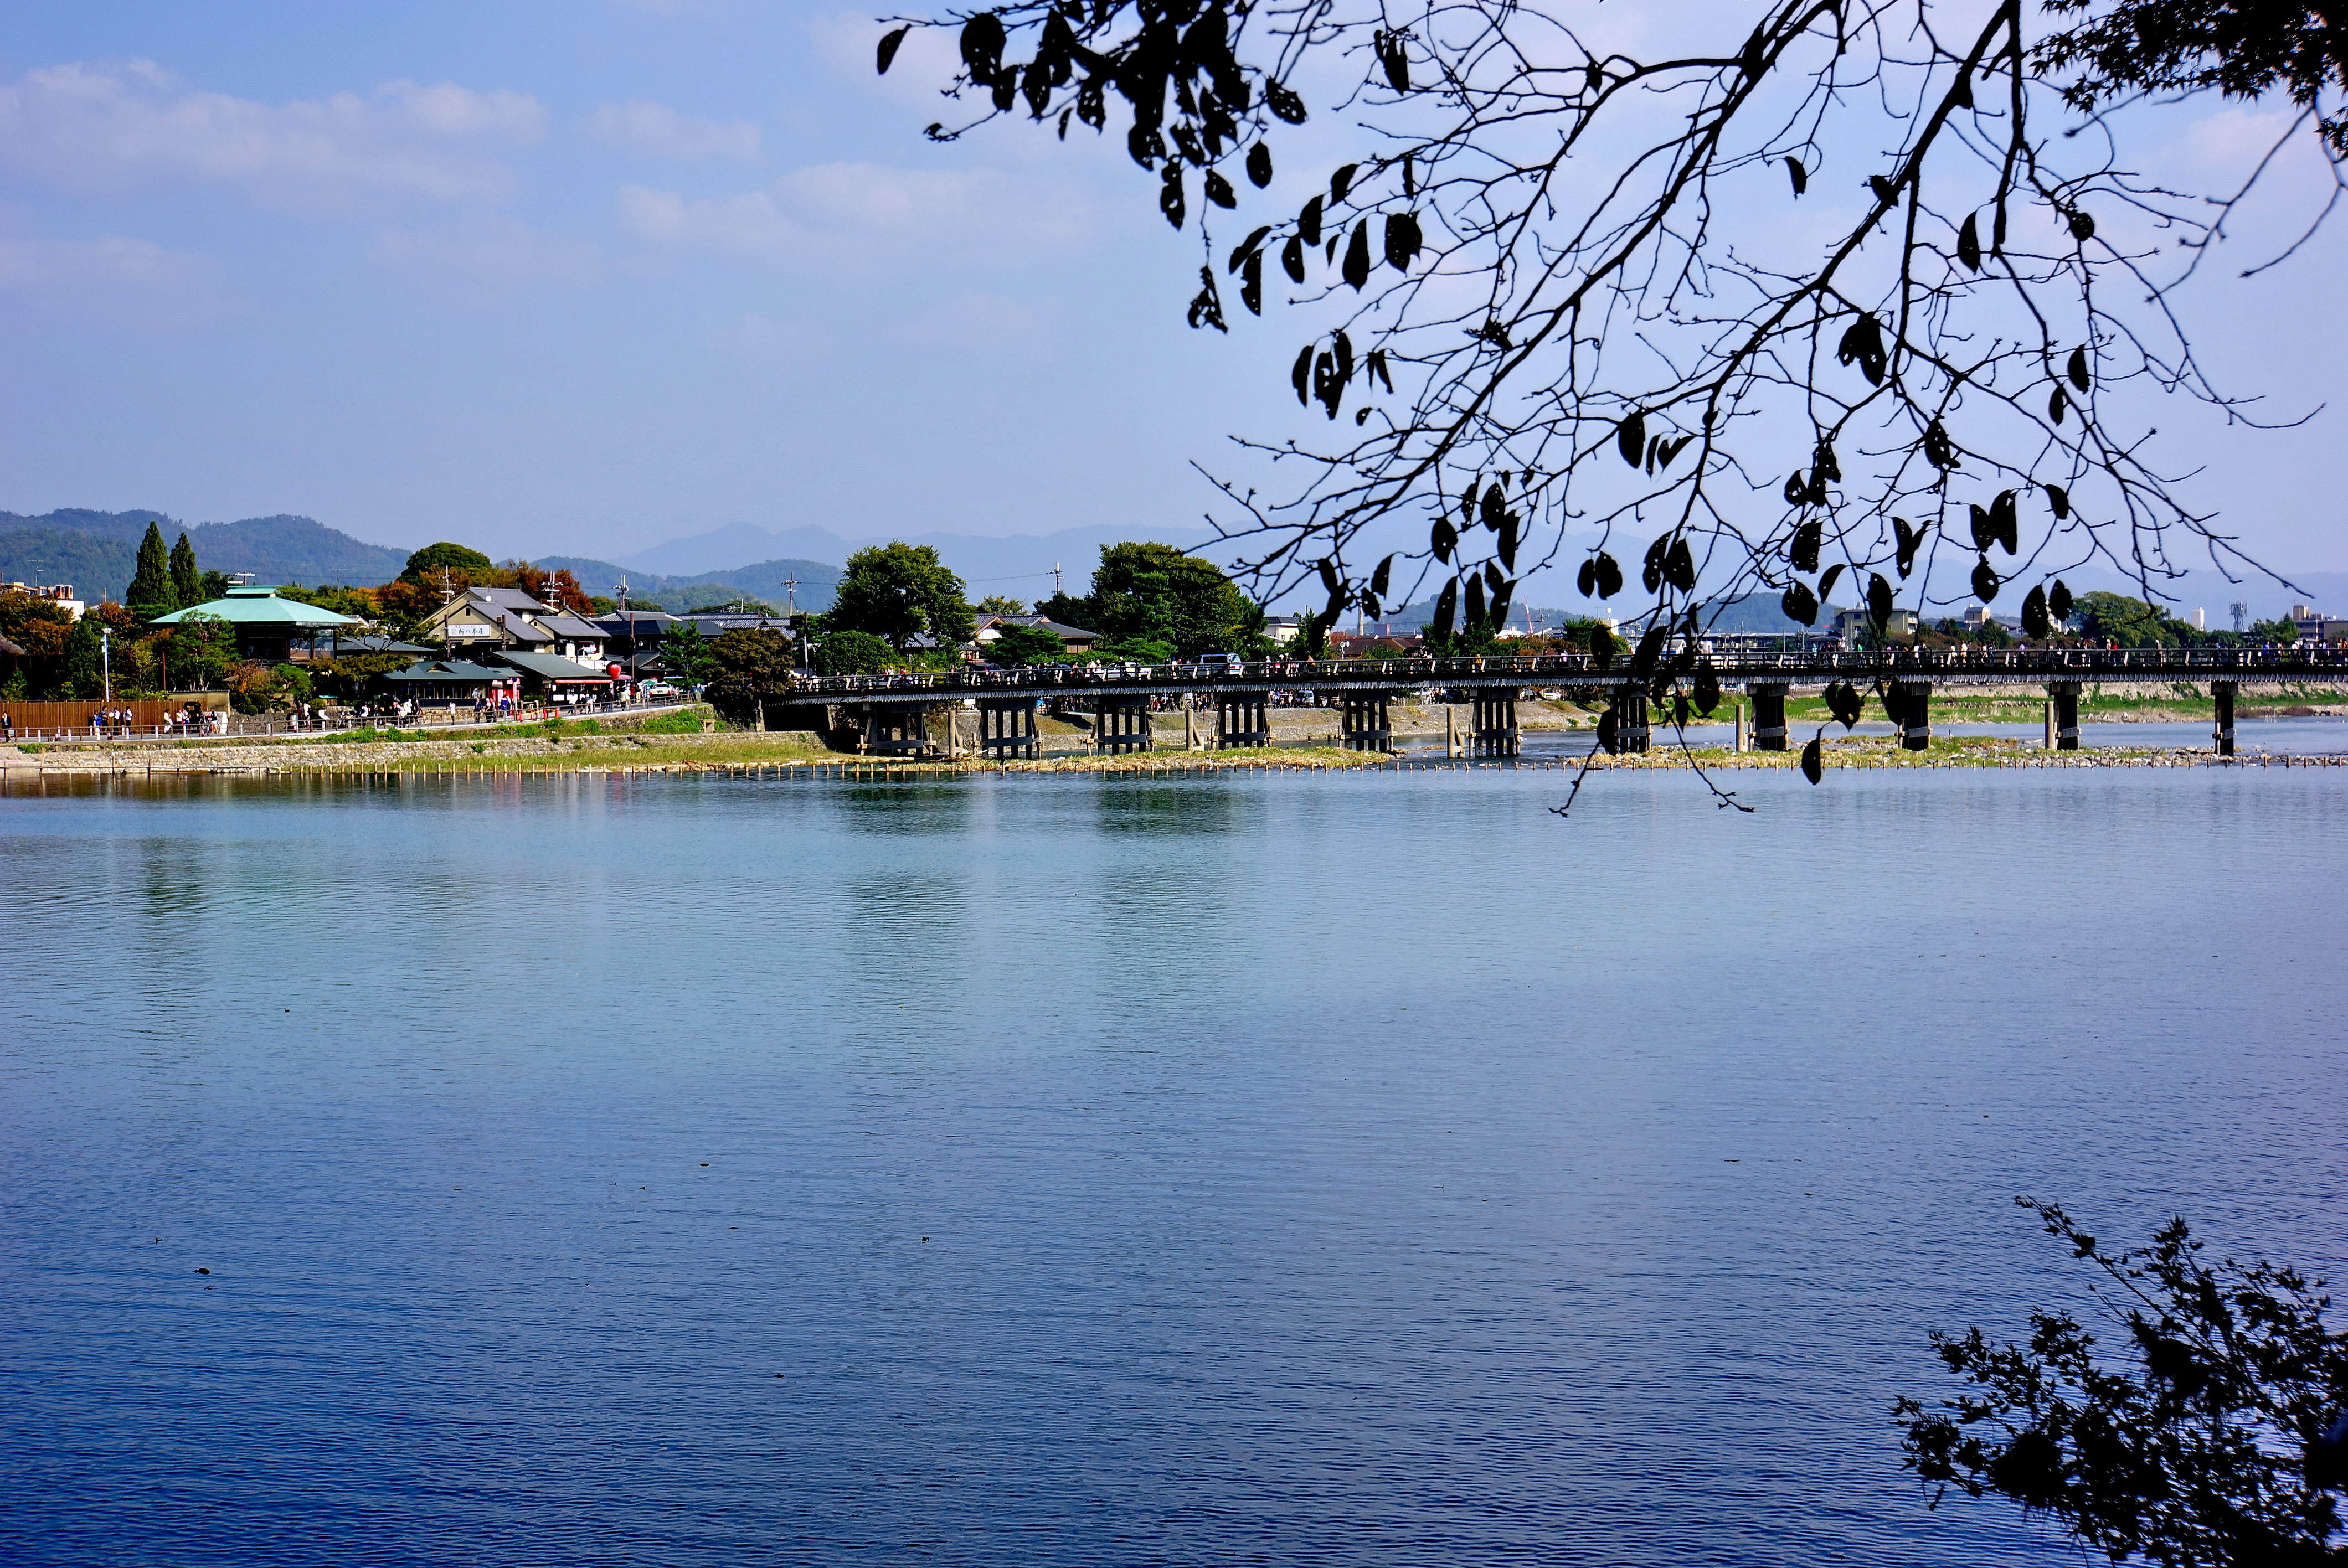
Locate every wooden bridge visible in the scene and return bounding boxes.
[759,647,2342,761]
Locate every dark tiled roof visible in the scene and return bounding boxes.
[496,651,615,682]
[382,660,502,683]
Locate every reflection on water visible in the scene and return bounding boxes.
[3,768,2344,1567]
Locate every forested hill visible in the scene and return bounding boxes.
[0,509,410,600]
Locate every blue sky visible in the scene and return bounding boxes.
[2,1,2342,588]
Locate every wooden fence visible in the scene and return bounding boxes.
[4,699,187,730]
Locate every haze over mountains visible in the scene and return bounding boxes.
[6,506,2339,627]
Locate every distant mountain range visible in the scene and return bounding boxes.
[0,510,843,613]
[1,509,413,601]
[13,506,2337,626]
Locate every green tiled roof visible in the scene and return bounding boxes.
[151,586,360,628]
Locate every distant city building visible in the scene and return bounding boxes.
[423,587,609,667]
[972,612,1101,654]
[1,582,87,620]
[1834,606,1919,643]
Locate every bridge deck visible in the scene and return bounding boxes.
[767,649,2341,709]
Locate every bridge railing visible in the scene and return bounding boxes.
[768,643,2345,701]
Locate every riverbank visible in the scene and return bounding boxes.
[6,727,2342,782]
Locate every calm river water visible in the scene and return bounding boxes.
[3,767,2342,1566]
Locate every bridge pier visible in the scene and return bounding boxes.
[977,698,1040,760]
[1093,695,1154,755]
[1470,690,1520,757]
[1615,688,1650,754]
[1889,679,1933,751]
[1748,682,1790,751]
[1216,694,1269,749]
[1339,692,1392,752]
[862,703,933,757]
[2213,680,2236,756]
[2048,681,2082,751]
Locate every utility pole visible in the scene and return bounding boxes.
[100,627,112,701]
[782,577,799,617]
[1051,564,1063,598]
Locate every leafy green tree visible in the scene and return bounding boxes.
[2249,616,2301,643]
[198,570,231,602]
[126,521,179,620]
[984,622,1069,666]
[977,594,1029,616]
[812,628,895,675]
[704,627,799,723]
[661,620,718,687]
[2036,1,2348,155]
[0,592,74,695]
[2072,592,2187,648]
[1898,1198,2347,1568]
[1090,635,1178,665]
[61,615,104,699]
[1069,541,1259,658]
[830,542,975,650]
[169,532,201,610]
[400,542,494,586]
[166,612,237,692]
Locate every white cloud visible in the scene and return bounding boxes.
[0,233,196,290]
[0,61,546,208]
[585,100,759,161]
[616,162,1088,266]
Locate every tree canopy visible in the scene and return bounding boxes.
[704,627,799,722]
[661,620,719,687]
[884,1,2342,689]
[982,622,1070,665]
[1044,540,1263,657]
[828,541,976,649]
[813,627,896,675]
[127,521,178,620]
[168,532,200,610]
[1898,1199,2347,1567]
[401,542,494,585]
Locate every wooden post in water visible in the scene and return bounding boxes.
[2048,681,2082,751]
[2212,680,2237,756]
[1749,683,1789,752]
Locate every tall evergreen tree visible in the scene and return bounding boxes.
[169,532,201,608]
[127,521,178,619]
